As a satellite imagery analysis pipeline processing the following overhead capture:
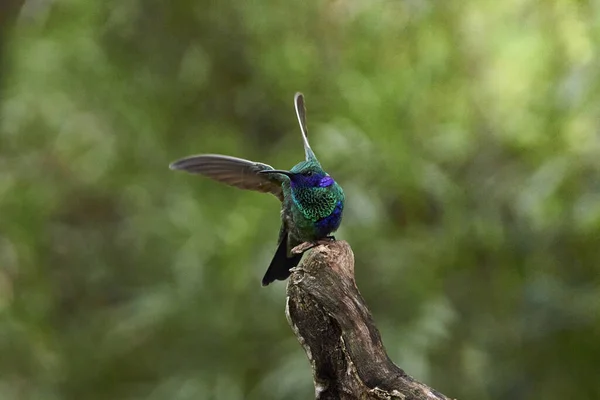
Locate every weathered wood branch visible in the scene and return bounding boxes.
[285,241,453,400]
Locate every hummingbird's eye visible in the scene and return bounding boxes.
[305,171,313,176]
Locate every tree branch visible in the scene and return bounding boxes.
[285,241,453,400]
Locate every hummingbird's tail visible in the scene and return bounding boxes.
[262,232,302,286]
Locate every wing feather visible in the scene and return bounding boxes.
[294,92,317,163]
[169,154,284,201]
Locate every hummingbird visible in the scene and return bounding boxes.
[169,93,345,286]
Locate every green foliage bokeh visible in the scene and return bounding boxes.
[1,1,599,399]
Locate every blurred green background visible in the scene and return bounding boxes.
[1,0,599,399]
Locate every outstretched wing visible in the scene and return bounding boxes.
[294,92,318,163]
[169,154,284,201]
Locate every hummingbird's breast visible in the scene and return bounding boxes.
[314,200,343,237]
[285,184,345,241]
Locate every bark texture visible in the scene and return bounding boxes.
[285,241,454,400]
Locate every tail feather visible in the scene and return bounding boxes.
[262,232,302,286]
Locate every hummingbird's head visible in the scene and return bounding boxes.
[289,161,333,189]
[260,161,334,189]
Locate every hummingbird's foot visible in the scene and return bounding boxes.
[291,242,316,254]
[315,237,336,246]
[291,237,337,255]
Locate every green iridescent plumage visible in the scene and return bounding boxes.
[170,93,345,285]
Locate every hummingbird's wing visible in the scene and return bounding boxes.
[169,154,284,201]
[294,93,318,162]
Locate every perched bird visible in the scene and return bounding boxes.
[169,93,345,286]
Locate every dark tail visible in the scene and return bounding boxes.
[262,232,303,286]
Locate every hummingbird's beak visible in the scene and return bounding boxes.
[259,169,293,178]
